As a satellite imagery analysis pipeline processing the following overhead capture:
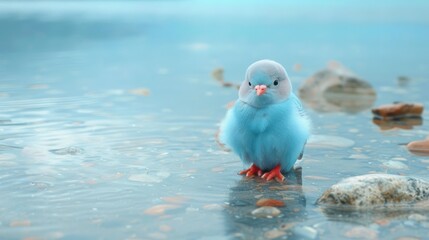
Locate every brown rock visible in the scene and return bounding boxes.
[144,204,180,215]
[211,68,240,89]
[372,102,423,118]
[372,117,422,130]
[407,138,429,155]
[256,198,285,207]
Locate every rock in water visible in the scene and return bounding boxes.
[316,174,429,208]
[299,61,376,113]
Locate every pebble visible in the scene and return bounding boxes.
[372,102,423,118]
[128,88,151,96]
[264,229,286,239]
[256,198,285,207]
[292,226,318,239]
[317,174,429,207]
[251,206,281,218]
[382,160,408,170]
[408,214,428,221]
[49,146,84,155]
[144,204,180,215]
[344,226,378,239]
[407,138,429,155]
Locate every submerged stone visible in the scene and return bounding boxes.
[372,102,424,119]
[316,174,429,208]
[407,138,429,155]
[49,146,84,155]
[299,61,376,113]
[251,206,281,218]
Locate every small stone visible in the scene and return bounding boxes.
[144,204,180,215]
[408,214,427,221]
[344,226,378,239]
[382,160,408,170]
[129,88,150,96]
[50,146,84,155]
[256,198,285,207]
[279,223,296,231]
[211,67,240,89]
[373,116,422,131]
[292,226,318,239]
[264,229,286,239]
[407,138,429,155]
[251,207,281,218]
[374,219,390,226]
[372,102,423,118]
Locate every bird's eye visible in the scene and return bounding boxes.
[248,81,252,86]
[273,80,279,86]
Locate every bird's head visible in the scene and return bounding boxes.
[239,59,292,108]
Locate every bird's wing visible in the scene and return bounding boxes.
[291,94,307,118]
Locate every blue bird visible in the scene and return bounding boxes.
[219,60,311,182]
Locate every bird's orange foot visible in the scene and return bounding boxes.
[239,164,263,177]
[261,165,285,182]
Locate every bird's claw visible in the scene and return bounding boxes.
[239,164,263,177]
[261,165,285,182]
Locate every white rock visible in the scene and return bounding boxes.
[251,207,281,218]
[382,160,408,170]
[317,174,429,208]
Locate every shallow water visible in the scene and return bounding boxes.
[1,1,429,239]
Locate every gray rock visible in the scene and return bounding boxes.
[299,62,376,113]
[316,174,429,208]
[292,226,318,239]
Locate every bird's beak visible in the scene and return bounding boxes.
[255,85,267,96]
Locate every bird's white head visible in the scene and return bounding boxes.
[239,59,292,108]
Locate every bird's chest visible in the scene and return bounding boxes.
[236,104,278,137]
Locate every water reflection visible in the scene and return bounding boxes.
[372,116,423,130]
[224,168,307,239]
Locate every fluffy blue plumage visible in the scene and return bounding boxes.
[220,60,310,177]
